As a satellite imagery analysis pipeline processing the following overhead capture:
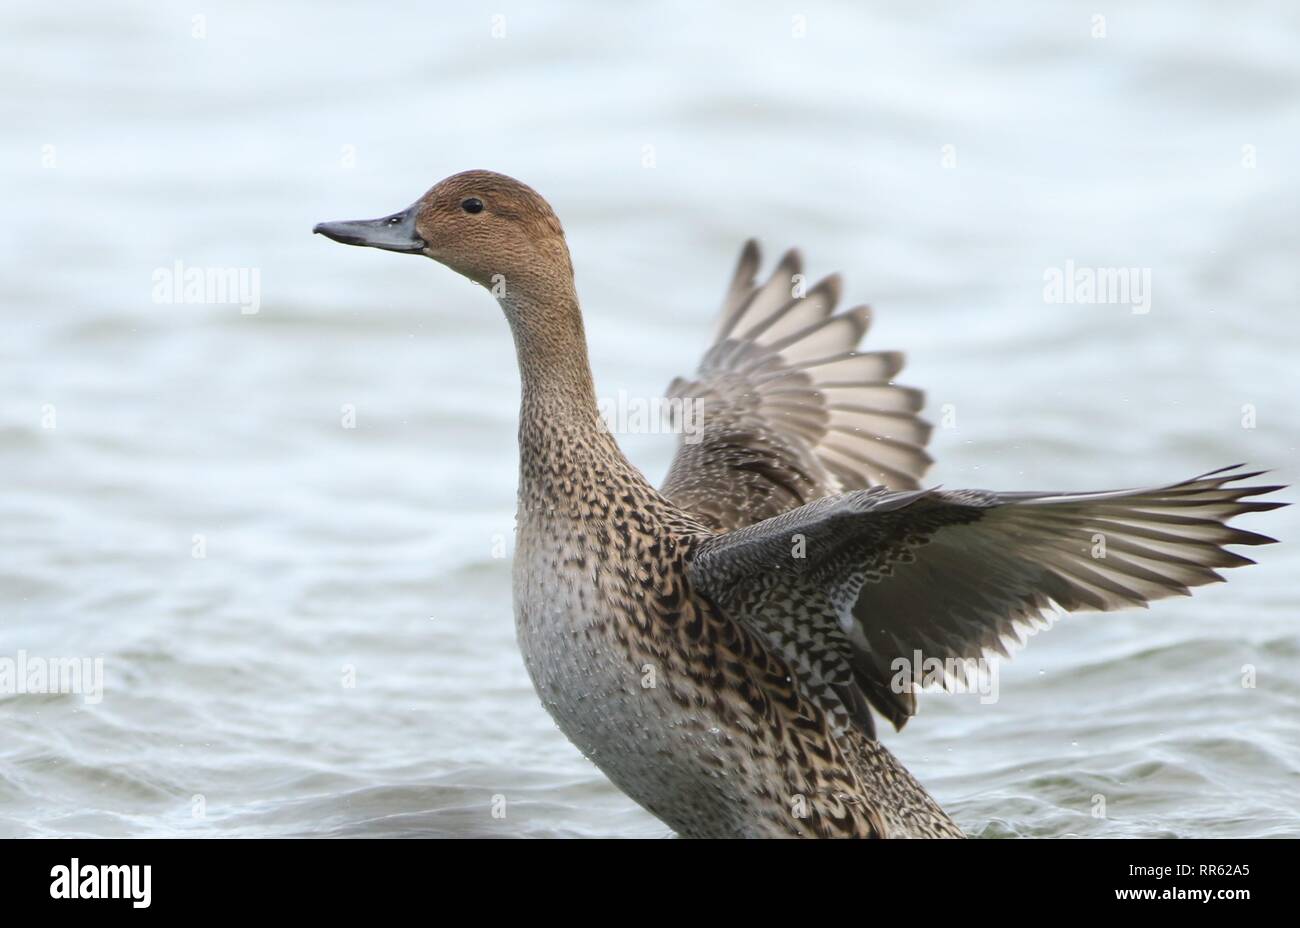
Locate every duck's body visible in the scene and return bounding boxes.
[315,169,1282,838]
[511,382,958,836]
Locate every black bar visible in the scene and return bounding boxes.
[0,837,1279,914]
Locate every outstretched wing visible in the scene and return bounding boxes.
[660,241,931,532]
[688,465,1284,735]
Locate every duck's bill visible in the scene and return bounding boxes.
[313,205,425,253]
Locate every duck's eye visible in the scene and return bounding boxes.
[387,215,402,225]
[461,197,484,214]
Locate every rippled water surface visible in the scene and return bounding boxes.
[2,1,1298,837]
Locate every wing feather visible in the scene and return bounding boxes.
[688,466,1285,735]
[662,241,929,531]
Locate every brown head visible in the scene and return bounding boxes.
[315,170,596,410]
[313,170,573,301]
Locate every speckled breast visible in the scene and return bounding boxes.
[509,521,794,837]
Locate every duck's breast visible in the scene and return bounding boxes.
[510,524,793,836]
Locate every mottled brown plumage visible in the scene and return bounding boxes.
[314,170,1283,838]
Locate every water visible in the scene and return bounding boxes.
[2,1,1297,838]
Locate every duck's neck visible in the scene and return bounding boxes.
[499,287,647,520]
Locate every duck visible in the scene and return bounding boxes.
[313,170,1284,838]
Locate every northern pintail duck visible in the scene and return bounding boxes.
[314,170,1283,838]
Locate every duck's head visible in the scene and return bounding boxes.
[313,170,571,296]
